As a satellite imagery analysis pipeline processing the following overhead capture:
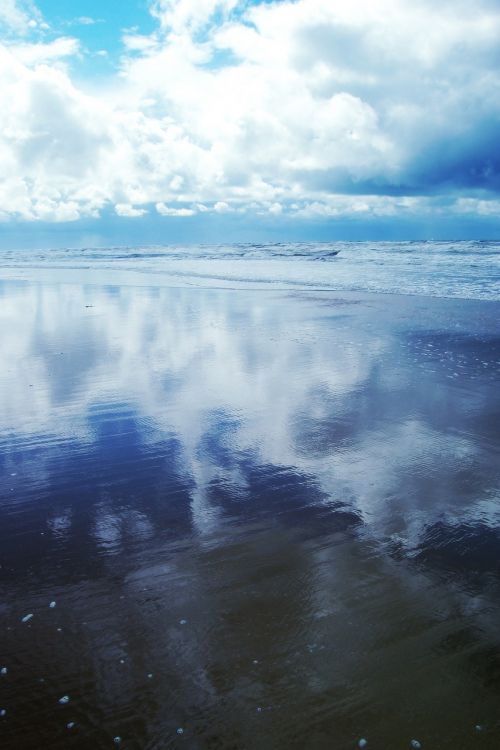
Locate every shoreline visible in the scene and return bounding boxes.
[2,266,500,306]
[1,239,499,301]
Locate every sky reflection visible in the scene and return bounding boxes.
[0,281,499,748]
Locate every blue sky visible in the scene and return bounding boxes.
[1,0,500,246]
[36,0,156,76]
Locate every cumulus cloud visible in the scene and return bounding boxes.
[115,203,148,217]
[156,203,197,216]
[1,0,500,222]
[0,46,116,221]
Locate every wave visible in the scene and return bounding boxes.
[1,241,499,301]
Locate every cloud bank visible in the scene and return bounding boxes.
[1,0,500,225]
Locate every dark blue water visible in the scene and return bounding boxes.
[0,276,499,749]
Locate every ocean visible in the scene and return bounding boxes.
[1,240,499,299]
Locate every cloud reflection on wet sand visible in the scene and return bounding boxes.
[0,281,499,749]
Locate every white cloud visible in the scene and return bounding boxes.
[122,33,158,52]
[156,203,197,216]
[9,37,80,65]
[1,0,500,222]
[0,46,113,221]
[453,198,500,216]
[150,0,239,35]
[213,201,231,213]
[290,195,431,219]
[0,0,44,35]
[75,16,98,26]
[115,203,148,217]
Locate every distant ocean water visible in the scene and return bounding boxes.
[1,241,499,300]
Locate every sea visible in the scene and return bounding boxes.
[1,240,499,299]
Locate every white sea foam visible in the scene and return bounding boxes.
[0,242,499,300]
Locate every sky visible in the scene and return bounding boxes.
[1,0,500,246]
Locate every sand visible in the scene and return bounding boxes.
[0,278,499,749]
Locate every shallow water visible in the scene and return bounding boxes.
[1,279,500,749]
[1,240,500,299]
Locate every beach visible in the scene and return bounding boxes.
[1,268,500,749]
[2,0,500,741]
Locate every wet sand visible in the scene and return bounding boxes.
[0,279,500,749]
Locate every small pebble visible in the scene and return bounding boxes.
[0,668,7,676]
[67,722,75,730]
[21,613,33,623]
[147,673,153,679]
[120,659,125,664]
[176,727,184,735]
[59,696,70,705]
[410,742,421,749]
[358,740,368,749]
[49,601,56,608]
[253,660,259,665]
[57,628,62,632]
[256,707,262,713]
[0,709,6,717]
[179,619,187,625]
